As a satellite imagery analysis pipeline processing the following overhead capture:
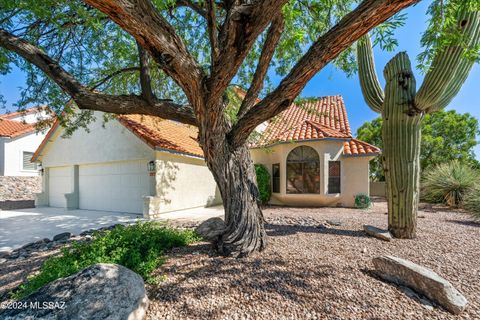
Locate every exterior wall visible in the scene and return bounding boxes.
[144,151,221,218]
[0,176,42,201]
[39,112,155,167]
[370,181,386,197]
[250,140,373,207]
[6,109,49,124]
[2,132,45,176]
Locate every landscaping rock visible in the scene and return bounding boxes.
[53,232,72,241]
[195,217,226,241]
[0,250,11,258]
[363,225,392,241]
[326,219,343,226]
[0,258,6,264]
[373,255,468,314]
[0,263,149,320]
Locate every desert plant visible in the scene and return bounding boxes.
[464,183,480,220]
[422,161,478,207]
[255,164,272,205]
[12,222,200,299]
[354,193,372,209]
[356,6,480,238]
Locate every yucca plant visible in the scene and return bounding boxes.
[422,161,477,207]
[464,183,480,220]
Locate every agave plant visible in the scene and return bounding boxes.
[422,160,477,207]
[464,184,480,220]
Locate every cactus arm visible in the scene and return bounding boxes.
[357,35,385,113]
[416,9,480,112]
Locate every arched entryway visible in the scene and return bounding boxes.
[286,146,320,194]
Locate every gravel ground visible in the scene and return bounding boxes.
[147,200,480,320]
[1,200,479,319]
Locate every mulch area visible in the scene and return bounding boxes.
[1,200,479,319]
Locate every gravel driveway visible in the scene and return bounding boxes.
[147,201,480,320]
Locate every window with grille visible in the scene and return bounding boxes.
[22,151,37,171]
[328,161,341,194]
[286,146,320,194]
[272,163,280,193]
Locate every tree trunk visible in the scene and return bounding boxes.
[382,52,422,238]
[203,136,267,257]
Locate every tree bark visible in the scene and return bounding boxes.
[382,52,422,238]
[202,134,266,257]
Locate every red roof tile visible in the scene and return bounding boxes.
[0,118,35,138]
[255,96,380,156]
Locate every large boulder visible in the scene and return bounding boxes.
[373,255,468,314]
[195,217,226,241]
[0,263,149,320]
[363,225,392,241]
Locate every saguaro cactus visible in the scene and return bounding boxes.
[357,8,480,238]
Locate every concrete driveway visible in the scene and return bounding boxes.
[0,206,224,251]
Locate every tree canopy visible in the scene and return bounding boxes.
[357,110,480,181]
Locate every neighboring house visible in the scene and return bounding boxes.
[250,96,380,207]
[32,113,221,217]
[0,107,48,176]
[32,95,379,217]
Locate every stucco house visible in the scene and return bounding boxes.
[250,95,380,207]
[0,107,49,176]
[32,95,379,217]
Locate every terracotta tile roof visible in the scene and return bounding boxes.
[255,96,380,156]
[0,118,35,138]
[118,114,203,158]
[344,139,380,156]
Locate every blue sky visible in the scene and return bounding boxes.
[1,1,479,158]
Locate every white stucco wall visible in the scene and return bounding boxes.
[39,112,155,167]
[250,140,374,207]
[2,132,46,176]
[6,109,49,124]
[145,151,221,217]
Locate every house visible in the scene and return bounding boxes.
[0,107,49,176]
[32,113,221,218]
[250,95,380,207]
[32,95,379,217]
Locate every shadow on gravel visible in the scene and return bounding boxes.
[446,219,480,227]
[265,223,367,238]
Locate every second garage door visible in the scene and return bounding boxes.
[79,160,150,214]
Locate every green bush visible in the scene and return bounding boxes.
[354,193,371,209]
[422,160,477,207]
[255,164,271,204]
[13,222,199,299]
[464,183,480,220]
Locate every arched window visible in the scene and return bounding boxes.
[286,146,320,194]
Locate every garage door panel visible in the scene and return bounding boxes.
[79,160,149,214]
[48,167,72,208]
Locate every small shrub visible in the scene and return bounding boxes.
[464,184,480,220]
[255,164,271,204]
[13,222,200,299]
[355,193,371,209]
[422,160,477,207]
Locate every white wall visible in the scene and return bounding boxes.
[40,112,155,167]
[250,140,373,207]
[7,109,49,124]
[2,132,46,176]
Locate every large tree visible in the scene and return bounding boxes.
[0,0,419,256]
[356,1,480,238]
[357,111,480,181]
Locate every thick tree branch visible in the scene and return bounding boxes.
[229,0,420,148]
[137,41,156,104]
[206,0,219,64]
[237,15,284,119]
[84,0,205,108]
[207,0,288,106]
[0,28,197,125]
[173,0,207,18]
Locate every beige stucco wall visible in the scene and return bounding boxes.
[144,151,221,218]
[250,140,373,207]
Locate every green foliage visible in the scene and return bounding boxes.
[12,222,199,299]
[464,183,480,220]
[356,111,480,181]
[422,160,478,207]
[354,193,371,209]
[254,164,271,205]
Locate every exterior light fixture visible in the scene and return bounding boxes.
[147,160,156,172]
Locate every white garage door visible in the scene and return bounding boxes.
[79,160,149,214]
[49,167,72,208]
